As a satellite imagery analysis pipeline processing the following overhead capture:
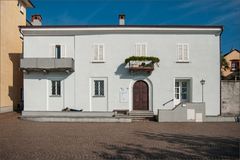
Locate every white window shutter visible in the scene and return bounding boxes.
[94,45,98,60]
[99,45,104,60]
[135,44,140,56]
[177,44,183,61]
[61,45,65,58]
[51,45,55,58]
[142,44,147,56]
[183,44,188,60]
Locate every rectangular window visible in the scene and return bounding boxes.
[135,43,147,56]
[231,61,239,71]
[177,43,189,62]
[174,80,190,105]
[55,45,61,59]
[94,80,104,96]
[175,81,180,99]
[93,44,104,61]
[51,80,61,96]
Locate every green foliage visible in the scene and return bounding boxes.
[220,55,229,71]
[124,56,160,64]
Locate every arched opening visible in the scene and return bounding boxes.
[133,80,149,110]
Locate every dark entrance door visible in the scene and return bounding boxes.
[133,80,149,110]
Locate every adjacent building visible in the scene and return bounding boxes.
[20,16,222,116]
[0,0,34,113]
[221,49,240,80]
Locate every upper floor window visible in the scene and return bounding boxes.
[177,43,189,62]
[93,44,104,62]
[51,80,61,96]
[55,45,61,59]
[231,61,239,71]
[135,43,147,56]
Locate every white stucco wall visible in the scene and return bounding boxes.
[23,29,221,115]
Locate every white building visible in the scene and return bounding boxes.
[20,16,222,117]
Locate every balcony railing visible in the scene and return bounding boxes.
[125,56,159,73]
[20,58,74,73]
[128,61,154,73]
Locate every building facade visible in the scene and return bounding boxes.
[20,24,222,116]
[0,0,34,113]
[221,49,240,80]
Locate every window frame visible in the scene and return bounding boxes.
[51,80,61,96]
[135,43,147,56]
[55,45,61,59]
[174,79,191,105]
[92,43,105,62]
[177,43,190,62]
[231,61,239,71]
[93,80,104,97]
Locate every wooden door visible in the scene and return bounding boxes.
[133,80,149,110]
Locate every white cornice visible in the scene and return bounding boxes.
[21,27,222,36]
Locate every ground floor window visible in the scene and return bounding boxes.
[51,80,61,96]
[94,80,104,96]
[174,79,190,105]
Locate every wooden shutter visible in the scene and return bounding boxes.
[142,44,147,56]
[177,44,183,61]
[183,44,188,60]
[61,45,65,58]
[99,44,104,60]
[135,44,140,56]
[93,44,98,60]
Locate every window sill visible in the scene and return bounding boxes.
[176,61,190,63]
[50,95,61,97]
[92,95,105,97]
[91,61,105,63]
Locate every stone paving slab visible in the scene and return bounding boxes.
[0,112,239,160]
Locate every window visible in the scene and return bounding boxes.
[17,1,24,14]
[177,43,189,62]
[51,80,61,96]
[93,44,104,61]
[55,45,61,59]
[174,80,190,105]
[135,43,147,56]
[94,80,104,96]
[231,61,239,71]
[175,81,180,99]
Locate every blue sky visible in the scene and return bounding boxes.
[28,0,240,54]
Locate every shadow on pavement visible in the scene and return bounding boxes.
[94,131,240,159]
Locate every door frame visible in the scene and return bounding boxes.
[129,77,153,111]
[133,80,149,110]
[173,77,192,106]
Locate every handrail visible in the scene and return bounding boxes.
[163,99,174,106]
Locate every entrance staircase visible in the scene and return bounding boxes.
[114,110,155,121]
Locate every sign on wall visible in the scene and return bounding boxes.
[119,88,129,103]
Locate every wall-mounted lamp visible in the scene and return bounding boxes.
[200,79,206,102]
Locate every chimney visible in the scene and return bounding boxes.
[119,14,125,25]
[31,14,42,26]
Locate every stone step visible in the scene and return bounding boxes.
[21,116,132,122]
[129,111,154,116]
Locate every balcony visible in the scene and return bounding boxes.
[20,58,74,73]
[128,61,154,73]
[125,56,159,73]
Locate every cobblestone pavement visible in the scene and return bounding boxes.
[0,112,239,160]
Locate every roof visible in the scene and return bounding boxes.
[19,24,223,29]
[19,25,223,36]
[223,49,240,57]
[20,0,35,8]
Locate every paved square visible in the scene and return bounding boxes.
[0,112,239,160]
